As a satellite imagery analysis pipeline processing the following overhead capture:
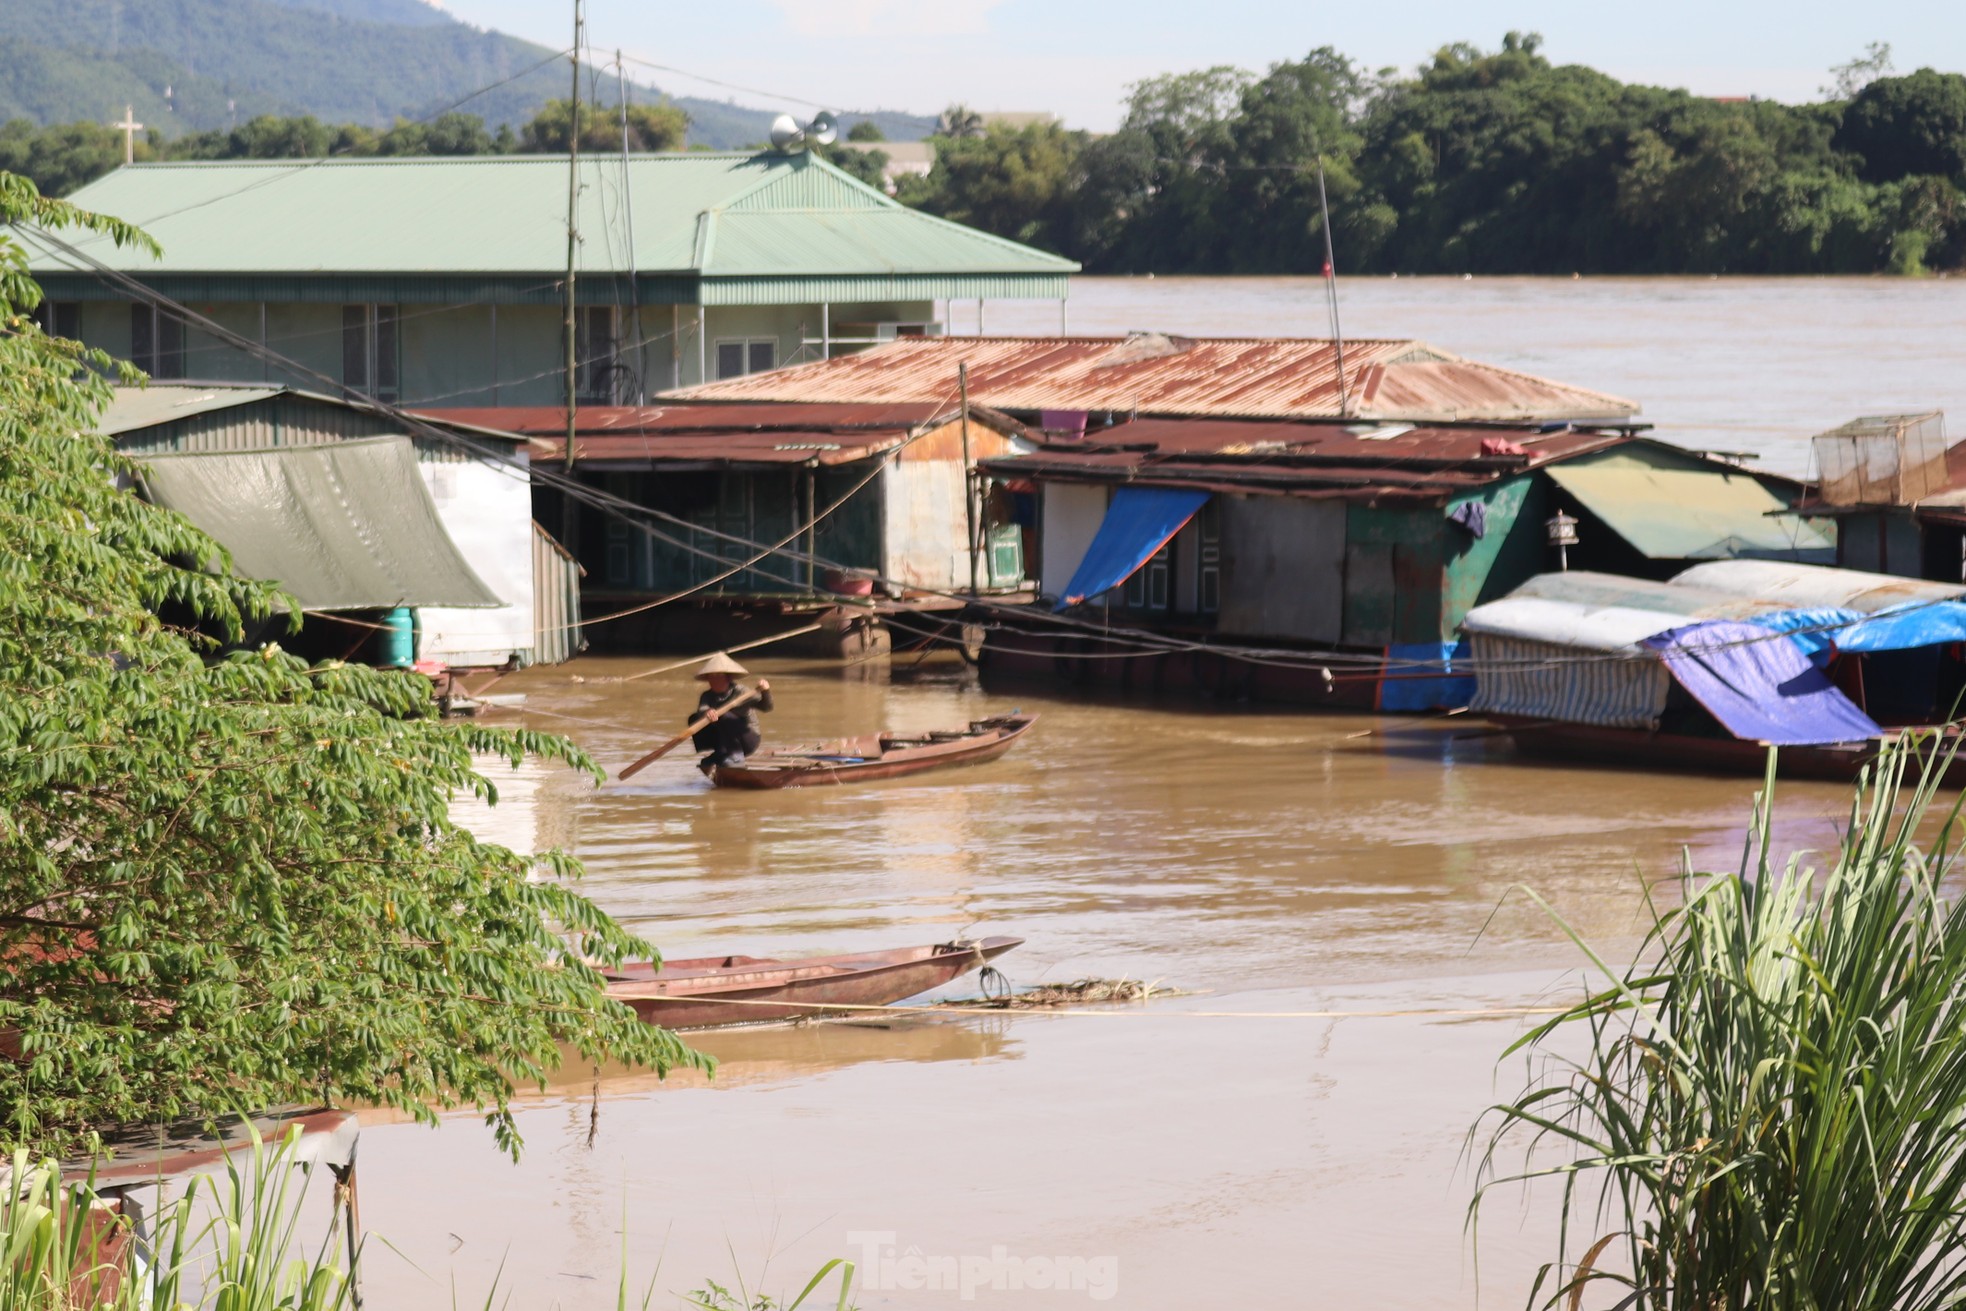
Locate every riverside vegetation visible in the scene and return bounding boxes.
[0,167,705,1158]
[1475,741,1966,1310]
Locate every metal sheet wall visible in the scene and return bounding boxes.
[1217,496,1344,642]
[114,395,403,454]
[532,523,584,666]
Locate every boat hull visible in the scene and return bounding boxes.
[711,714,1036,789]
[1491,716,1966,783]
[604,936,1024,1030]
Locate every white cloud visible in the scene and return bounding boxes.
[767,0,1009,38]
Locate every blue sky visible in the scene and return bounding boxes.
[435,0,1966,130]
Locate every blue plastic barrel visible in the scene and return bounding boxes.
[378,607,416,667]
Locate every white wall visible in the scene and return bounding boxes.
[883,461,968,589]
[415,445,537,667]
[1038,483,1109,598]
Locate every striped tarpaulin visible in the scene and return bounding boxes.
[1466,633,1669,729]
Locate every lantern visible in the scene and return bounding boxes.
[1546,508,1579,570]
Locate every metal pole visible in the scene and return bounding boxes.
[804,465,816,591]
[1315,155,1349,417]
[960,362,978,596]
[562,0,583,480]
[616,49,644,403]
[821,302,830,360]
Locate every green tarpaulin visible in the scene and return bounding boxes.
[1545,451,1836,562]
[137,436,502,612]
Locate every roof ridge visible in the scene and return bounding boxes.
[120,152,773,168]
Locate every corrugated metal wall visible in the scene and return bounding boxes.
[532,522,584,665]
[115,395,401,454]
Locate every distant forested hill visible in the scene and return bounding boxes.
[0,0,931,148]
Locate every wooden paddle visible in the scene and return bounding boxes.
[619,687,764,780]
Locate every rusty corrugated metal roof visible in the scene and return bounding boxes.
[420,402,950,435]
[977,419,1627,503]
[525,431,903,466]
[662,335,1639,422]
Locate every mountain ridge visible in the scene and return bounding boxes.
[0,0,932,148]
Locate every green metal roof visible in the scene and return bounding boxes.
[26,152,1075,304]
[1546,448,1836,562]
[136,435,504,612]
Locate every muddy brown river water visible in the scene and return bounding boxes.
[359,274,1966,1306]
[358,657,1866,1310]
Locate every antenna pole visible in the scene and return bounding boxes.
[617,49,644,404]
[562,0,583,480]
[961,363,979,597]
[1316,155,1349,418]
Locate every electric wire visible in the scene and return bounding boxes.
[23,221,1936,680]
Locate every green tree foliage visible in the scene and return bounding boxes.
[1835,69,1966,182]
[0,120,128,200]
[0,172,704,1156]
[845,120,886,143]
[820,142,890,190]
[902,35,1966,275]
[518,98,688,154]
[900,120,1086,253]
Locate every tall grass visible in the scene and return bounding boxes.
[0,1122,353,1311]
[0,1122,859,1311]
[1473,738,1966,1310]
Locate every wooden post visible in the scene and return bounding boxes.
[960,363,978,596]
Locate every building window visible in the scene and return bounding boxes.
[714,337,776,380]
[36,301,80,339]
[341,304,400,401]
[574,306,618,403]
[130,303,185,380]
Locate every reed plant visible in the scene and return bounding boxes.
[0,1121,353,1311]
[0,1120,859,1311]
[1473,738,1966,1311]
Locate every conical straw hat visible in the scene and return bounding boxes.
[694,652,749,679]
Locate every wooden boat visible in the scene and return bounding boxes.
[710,713,1037,789]
[603,936,1024,1029]
[1490,715,1966,784]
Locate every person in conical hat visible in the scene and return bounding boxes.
[690,653,772,776]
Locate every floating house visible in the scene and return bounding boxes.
[427,402,1033,655]
[665,332,1643,425]
[28,153,1076,404]
[1460,561,1966,777]
[102,384,581,669]
[967,419,1830,708]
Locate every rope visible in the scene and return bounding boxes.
[624,993,1570,1021]
[31,225,1925,684]
[612,621,828,682]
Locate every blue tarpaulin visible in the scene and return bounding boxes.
[1379,640,1476,712]
[1055,487,1210,610]
[1746,601,1966,657]
[1746,607,1865,660]
[1827,599,1966,653]
[1642,620,1881,746]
